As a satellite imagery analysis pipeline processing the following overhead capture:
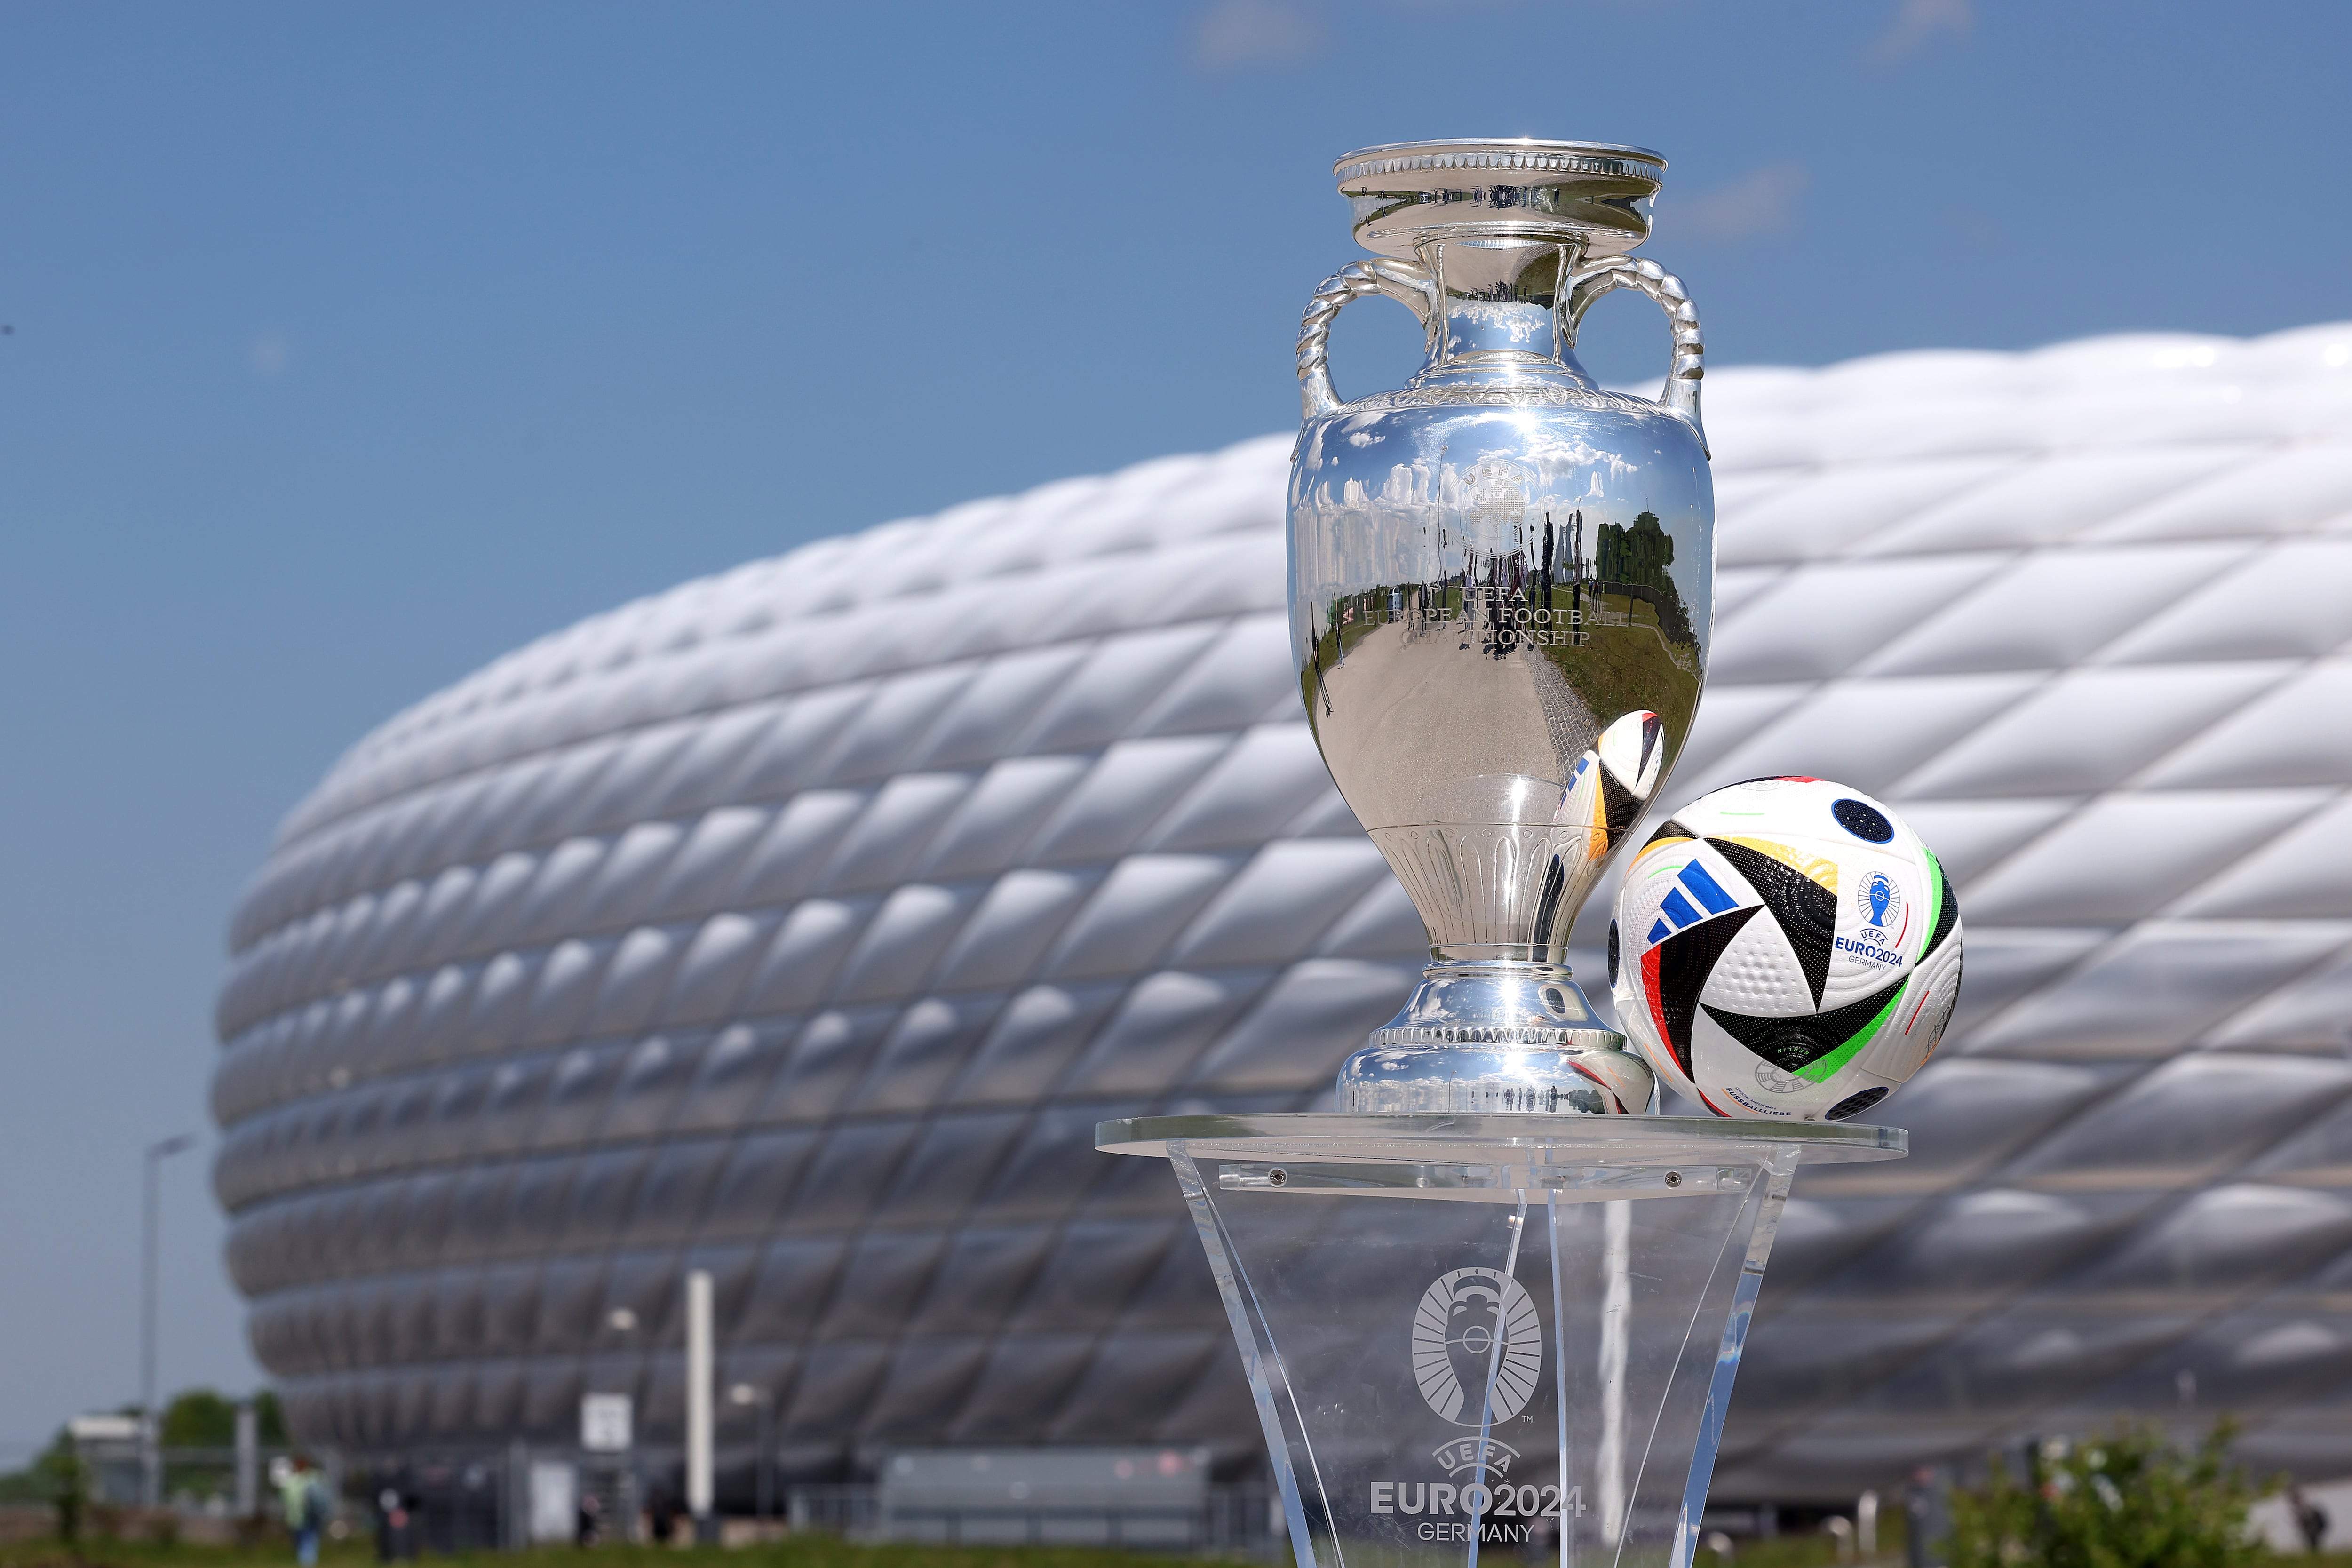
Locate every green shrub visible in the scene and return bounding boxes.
[1947,1418,2274,1568]
[28,1433,88,1543]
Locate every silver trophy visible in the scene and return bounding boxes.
[1101,141,1905,1568]
[1288,139,1713,1116]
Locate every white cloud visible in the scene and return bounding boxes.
[1192,0,1327,69]
[1669,162,1811,245]
[1867,0,1973,63]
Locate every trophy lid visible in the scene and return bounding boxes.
[1336,138,1665,260]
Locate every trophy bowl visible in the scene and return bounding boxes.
[1289,138,1715,1115]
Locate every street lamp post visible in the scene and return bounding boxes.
[727,1385,774,1523]
[599,1308,643,1542]
[141,1133,198,1510]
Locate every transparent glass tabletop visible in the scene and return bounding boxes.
[1100,1113,1906,1568]
[1099,1112,1903,1205]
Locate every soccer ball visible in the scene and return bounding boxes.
[1555,710,1667,856]
[1609,777,1962,1122]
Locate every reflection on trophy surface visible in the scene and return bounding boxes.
[1287,139,1714,1113]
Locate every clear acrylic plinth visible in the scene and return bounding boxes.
[1097,1114,1906,1568]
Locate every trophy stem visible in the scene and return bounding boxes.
[1336,957,1657,1114]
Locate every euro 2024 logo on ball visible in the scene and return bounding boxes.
[1411,1268,1542,1425]
[1838,869,1907,971]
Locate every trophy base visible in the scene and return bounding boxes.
[1096,1113,1903,1568]
[1337,956,1657,1114]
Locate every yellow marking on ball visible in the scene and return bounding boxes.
[1721,836,1840,894]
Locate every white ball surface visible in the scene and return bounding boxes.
[1609,777,1962,1122]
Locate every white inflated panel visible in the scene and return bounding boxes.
[214,323,2352,1494]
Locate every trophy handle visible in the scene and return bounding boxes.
[1295,258,1437,419]
[1564,256,1708,456]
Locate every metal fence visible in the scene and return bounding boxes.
[346,1445,652,1551]
[70,1441,301,1514]
[63,1441,1276,1556]
[789,1484,1280,1553]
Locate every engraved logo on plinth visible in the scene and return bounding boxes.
[1411,1268,1543,1424]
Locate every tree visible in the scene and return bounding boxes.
[1595,511,1677,594]
[149,1386,286,1447]
[0,1433,93,1541]
[162,1388,239,1448]
[1947,1418,2274,1568]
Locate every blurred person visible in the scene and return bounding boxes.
[1905,1467,1949,1568]
[2291,1485,2329,1552]
[576,1489,602,1547]
[398,1471,421,1561]
[373,1468,419,1562]
[280,1456,328,1567]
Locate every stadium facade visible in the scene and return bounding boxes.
[214,325,2352,1500]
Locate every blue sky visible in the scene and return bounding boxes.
[1,0,2347,1449]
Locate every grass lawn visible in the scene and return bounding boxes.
[19,1530,2352,1568]
[0,1531,1867,1568]
[0,1541,1204,1568]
